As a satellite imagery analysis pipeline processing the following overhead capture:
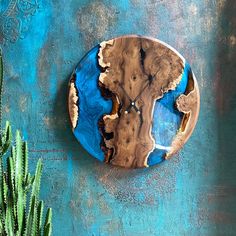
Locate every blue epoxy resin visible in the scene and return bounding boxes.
[148,63,191,166]
[73,46,113,161]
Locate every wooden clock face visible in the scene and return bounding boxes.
[68,35,200,168]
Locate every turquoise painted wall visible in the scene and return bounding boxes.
[1,0,236,235]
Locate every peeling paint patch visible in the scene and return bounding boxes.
[229,35,236,46]
[77,2,117,48]
[96,154,184,205]
[188,3,198,16]
[19,95,27,112]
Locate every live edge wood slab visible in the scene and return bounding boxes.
[68,35,200,168]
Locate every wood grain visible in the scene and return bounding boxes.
[98,36,185,168]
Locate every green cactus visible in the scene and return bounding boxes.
[0,51,52,235]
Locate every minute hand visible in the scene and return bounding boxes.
[135,83,148,102]
[119,84,133,102]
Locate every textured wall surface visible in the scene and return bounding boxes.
[1,0,236,235]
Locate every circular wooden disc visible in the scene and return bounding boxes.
[68,35,200,168]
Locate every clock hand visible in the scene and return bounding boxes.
[133,80,150,103]
[133,71,159,103]
[119,73,157,114]
[119,84,139,113]
[118,83,132,102]
[125,101,140,113]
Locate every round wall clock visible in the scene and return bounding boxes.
[68,35,200,168]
